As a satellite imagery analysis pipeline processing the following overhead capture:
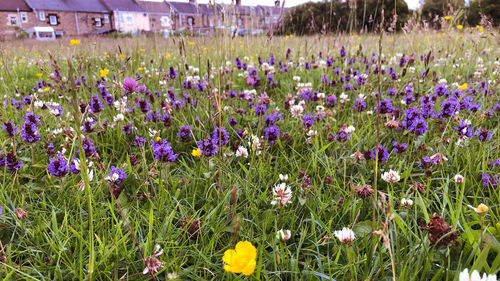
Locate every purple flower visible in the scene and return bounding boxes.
[151,139,178,162]
[2,121,18,137]
[452,120,474,138]
[365,145,389,163]
[197,136,218,157]
[332,127,351,142]
[265,125,280,144]
[107,166,127,186]
[134,136,147,147]
[375,98,395,114]
[70,158,81,174]
[435,83,448,96]
[177,125,192,142]
[122,123,133,135]
[89,95,104,113]
[47,153,69,177]
[482,174,498,189]
[227,118,238,126]
[477,129,494,142]
[83,118,97,133]
[22,111,42,125]
[392,141,407,153]
[326,95,337,107]
[21,122,40,143]
[123,77,137,94]
[302,113,316,128]
[418,156,439,169]
[254,103,267,116]
[137,99,151,113]
[353,97,366,112]
[212,126,229,146]
[2,151,22,173]
[265,112,282,126]
[168,67,178,79]
[82,138,97,157]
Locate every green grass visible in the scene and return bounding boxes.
[0,30,499,280]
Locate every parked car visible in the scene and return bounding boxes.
[26,27,56,40]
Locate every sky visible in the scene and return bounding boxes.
[141,0,422,10]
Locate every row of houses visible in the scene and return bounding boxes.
[0,0,288,38]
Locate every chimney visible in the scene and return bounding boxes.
[274,0,280,6]
[235,0,241,6]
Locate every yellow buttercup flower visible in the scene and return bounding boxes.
[191,148,202,157]
[223,241,257,276]
[189,42,195,46]
[457,25,463,30]
[36,73,43,77]
[100,68,109,78]
[444,16,451,20]
[458,83,468,91]
[118,54,126,59]
[70,39,80,46]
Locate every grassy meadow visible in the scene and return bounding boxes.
[0,28,499,280]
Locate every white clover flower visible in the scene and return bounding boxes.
[459,268,496,281]
[401,198,413,208]
[277,229,292,241]
[279,174,288,182]
[345,126,355,134]
[290,105,304,118]
[339,92,349,104]
[271,183,292,207]
[167,272,179,280]
[307,130,318,137]
[381,169,401,183]
[334,227,355,244]
[113,113,125,123]
[34,100,44,108]
[454,174,464,184]
[293,76,301,82]
[148,128,159,138]
[235,146,248,158]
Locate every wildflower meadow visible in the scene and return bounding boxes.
[0,28,499,280]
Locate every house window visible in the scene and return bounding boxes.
[265,16,269,24]
[238,17,242,26]
[39,11,45,21]
[160,16,171,27]
[273,15,278,23]
[104,14,109,23]
[21,12,28,23]
[118,12,124,22]
[209,18,213,26]
[125,15,134,26]
[49,15,58,25]
[8,15,17,26]
[95,17,102,27]
[187,16,194,26]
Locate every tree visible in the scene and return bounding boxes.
[356,0,411,32]
[467,0,500,26]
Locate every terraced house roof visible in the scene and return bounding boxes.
[25,0,109,13]
[167,1,199,14]
[102,0,145,12]
[137,1,171,14]
[0,0,31,11]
